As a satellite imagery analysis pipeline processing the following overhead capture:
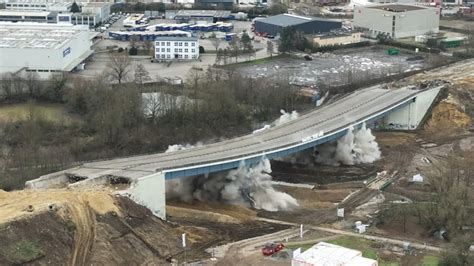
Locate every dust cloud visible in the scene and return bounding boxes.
[166,159,299,212]
[165,143,202,153]
[316,123,381,166]
[253,109,299,134]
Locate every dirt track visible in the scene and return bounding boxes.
[68,199,95,266]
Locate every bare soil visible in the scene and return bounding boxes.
[0,189,182,265]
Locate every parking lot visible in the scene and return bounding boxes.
[75,17,269,81]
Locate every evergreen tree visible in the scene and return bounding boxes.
[71,2,80,13]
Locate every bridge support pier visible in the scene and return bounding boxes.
[126,172,166,219]
[380,86,442,130]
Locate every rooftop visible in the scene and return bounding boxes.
[257,13,339,27]
[6,0,71,7]
[0,10,51,16]
[293,242,377,266]
[368,4,426,12]
[153,36,198,42]
[83,2,111,8]
[0,22,89,49]
[175,9,231,18]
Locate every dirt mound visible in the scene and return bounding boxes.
[424,99,471,135]
[0,189,182,265]
[0,188,121,224]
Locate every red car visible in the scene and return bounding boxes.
[261,242,285,256]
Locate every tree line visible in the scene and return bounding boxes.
[0,66,302,190]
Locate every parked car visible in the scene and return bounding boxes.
[261,242,285,256]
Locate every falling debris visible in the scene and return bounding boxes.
[316,123,381,166]
[166,159,299,212]
[253,109,299,134]
[165,143,202,153]
[275,110,299,126]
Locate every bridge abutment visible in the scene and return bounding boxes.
[126,172,166,219]
[380,86,442,130]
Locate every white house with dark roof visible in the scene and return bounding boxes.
[154,36,199,61]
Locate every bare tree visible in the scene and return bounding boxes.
[108,54,131,84]
[11,73,24,97]
[129,35,140,48]
[144,40,154,56]
[419,156,474,233]
[210,32,222,53]
[465,24,474,53]
[134,64,151,88]
[24,71,40,98]
[267,40,274,57]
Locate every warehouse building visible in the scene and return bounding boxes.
[0,1,110,26]
[154,36,199,61]
[0,10,56,23]
[292,242,378,266]
[5,0,72,12]
[0,22,93,79]
[194,0,234,10]
[254,14,342,37]
[353,4,440,38]
[174,10,231,24]
[311,31,363,47]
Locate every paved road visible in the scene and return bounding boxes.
[31,86,419,185]
[255,218,442,252]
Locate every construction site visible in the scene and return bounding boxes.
[0,58,473,265]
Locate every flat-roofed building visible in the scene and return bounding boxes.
[292,242,378,266]
[312,32,363,47]
[353,4,440,38]
[0,10,56,23]
[0,22,93,79]
[5,0,72,12]
[174,9,232,23]
[194,0,234,10]
[254,13,342,37]
[81,2,111,24]
[154,36,199,61]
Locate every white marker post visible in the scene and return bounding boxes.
[182,233,186,263]
[300,224,303,238]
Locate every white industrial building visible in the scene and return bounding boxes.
[5,0,72,12]
[0,22,93,79]
[292,242,378,266]
[154,36,199,61]
[1,0,111,26]
[353,4,440,38]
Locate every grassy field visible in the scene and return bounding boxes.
[0,103,77,124]
[421,255,440,266]
[286,235,440,266]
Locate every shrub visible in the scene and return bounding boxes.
[5,240,43,264]
[129,46,138,56]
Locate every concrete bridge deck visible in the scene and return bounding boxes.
[30,85,427,186]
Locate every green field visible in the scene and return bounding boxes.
[0,103,77,124]
[421,255,440,266]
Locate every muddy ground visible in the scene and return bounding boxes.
[233,46,449,87]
